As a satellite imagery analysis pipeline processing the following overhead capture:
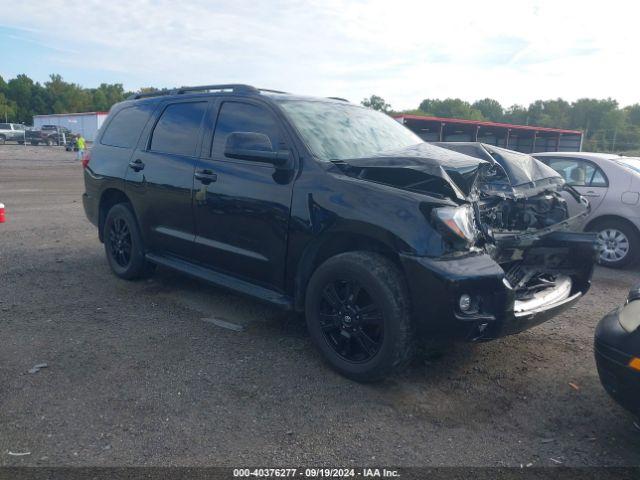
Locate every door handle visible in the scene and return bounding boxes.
[128,159,145,172]
[584,190,600,197]
[194,169,218,185]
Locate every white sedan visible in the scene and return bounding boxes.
[534,152,640,268]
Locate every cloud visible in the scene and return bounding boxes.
[1,0,639,109]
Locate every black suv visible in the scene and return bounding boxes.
[83,84,596,381]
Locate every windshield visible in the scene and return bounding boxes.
[275,99,422,161]
[617,157,640,174]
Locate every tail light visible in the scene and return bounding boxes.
[81,150,91,169]
[0,203,5,223]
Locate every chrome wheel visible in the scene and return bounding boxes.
[597,228,630,263]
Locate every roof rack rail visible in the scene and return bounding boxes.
[258,88,289,94]
[176,84,259,95]
[128,84,259,100]
[327,96,349,102]
[128,88,175,100]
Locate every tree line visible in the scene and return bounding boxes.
[363,94,640,154]
[1,74,638,154]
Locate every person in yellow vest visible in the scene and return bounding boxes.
[76,134,86,161]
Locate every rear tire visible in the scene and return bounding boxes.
[588,219,639,268]
[305,251,414,382]
[0,135,5,145]
[103,203,154,280]
[45,138,54,146]
[31,141,39,146]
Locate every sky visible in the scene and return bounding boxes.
[1,0,639,111]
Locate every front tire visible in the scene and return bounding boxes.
[0,135,5,145]
[305,252,414,382]
[103,203,153,279]
[589,219,639,268]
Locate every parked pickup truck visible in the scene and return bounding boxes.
[26,125,76,146]
[0,123,26,144]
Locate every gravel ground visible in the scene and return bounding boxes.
[0,145,639,467]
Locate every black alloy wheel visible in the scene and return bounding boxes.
[319,279,384,363]
[305,251,414,382]
[108,217,132,268]
[103,203,154,280]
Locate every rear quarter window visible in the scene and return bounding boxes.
[100,104,155,148]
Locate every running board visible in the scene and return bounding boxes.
[145,253,293,309]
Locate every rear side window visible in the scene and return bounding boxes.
[101,105,154,148]
[211,102,283,158]
[545,158,608,187]
[150,102,207,156]
[0,123,9,129]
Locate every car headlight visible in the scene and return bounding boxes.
[620,285,640,333]
[432,204,477,247]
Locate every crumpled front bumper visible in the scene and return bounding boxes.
[399,231,596,342]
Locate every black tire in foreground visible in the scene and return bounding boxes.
[305,251,414,382]
[103,203,154,280]
[589,219,640,269]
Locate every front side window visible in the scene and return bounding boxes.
[275,99,421,161]
[150,102,207,156]
[211,102,283,158]
[102,105,155,149]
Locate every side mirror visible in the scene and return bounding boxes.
[224,132,290,168]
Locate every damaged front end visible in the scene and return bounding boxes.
[334,142,597,340]
[436,143,596,336]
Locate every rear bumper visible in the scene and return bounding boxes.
[82,192,99,228]
[400,231,596,342]
[594,308,640,417]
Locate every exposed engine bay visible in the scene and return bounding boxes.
[332,142,594,315]
[477,192,570,233]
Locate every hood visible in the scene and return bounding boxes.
[334,142,563,201]
[435,142,563,198]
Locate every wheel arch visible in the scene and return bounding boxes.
[585,214,640,237]
[98,188,133,242]
[293,230,404,312]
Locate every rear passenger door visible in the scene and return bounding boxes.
[191,99,296,291]
[125,100,208,258]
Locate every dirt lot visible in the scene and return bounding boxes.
[0,145,639,467]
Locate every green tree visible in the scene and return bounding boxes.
[472,98,503,122]
[418,98,484,120]
[361,95,391,112]
[503,104,529,125]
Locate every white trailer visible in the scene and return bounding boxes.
[32,111,109,142]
